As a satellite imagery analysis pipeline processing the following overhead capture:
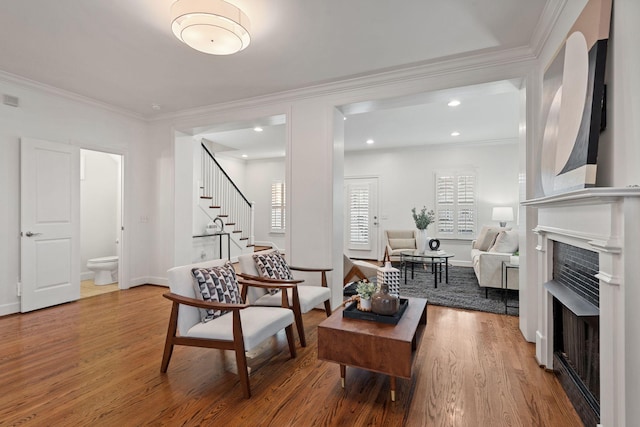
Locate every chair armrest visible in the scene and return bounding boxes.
[288,266,333,273]
[237,272,304,284]
[162,292,248,311]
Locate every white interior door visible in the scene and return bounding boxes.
[21,138,80,312]
[344,177,379,260]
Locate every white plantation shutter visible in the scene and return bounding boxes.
[347,183,371,250]
[435,171,476,238]
[436,175,454,234]
[457,175,475,236]
[271,181,285,232]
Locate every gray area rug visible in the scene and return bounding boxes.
[397,264,519,316]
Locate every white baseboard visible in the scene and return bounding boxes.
[450,260,473,267]
[0,301,20,316]
[81,271,94,281]
[130,276,168,287]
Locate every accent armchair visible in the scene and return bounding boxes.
[237,249,332,347]
[384,230,418,261]
[161,258,297,398]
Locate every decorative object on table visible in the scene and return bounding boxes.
[428,238,441,251]
[371,280,400,316]
[377,251,401,297]
[205,216,225,234]
[342,298,409,325]
[411,206,435,253]
[491,207,514,227]
[355,280,377,311]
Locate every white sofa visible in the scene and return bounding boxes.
[470,226,519,292]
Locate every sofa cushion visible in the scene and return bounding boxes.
[388,238,416,250]
[489,230,519,254]
[192,262,243,322]
[475,226,509,251]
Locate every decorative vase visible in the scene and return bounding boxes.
[371,282,399,315]
[377,261,400,297]
[359,297,372,311]
[420,228,430,253]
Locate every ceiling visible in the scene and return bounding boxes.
[198,79,522,160]
[0,1,546,159]
[0,0,547,118]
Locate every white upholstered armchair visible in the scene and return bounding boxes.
[384,230,418,261]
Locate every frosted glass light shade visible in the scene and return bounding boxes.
[171,0,251,55]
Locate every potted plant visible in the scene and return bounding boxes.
[356,280,378,311]
[411,206,435,252]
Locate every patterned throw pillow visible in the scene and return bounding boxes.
[253,252,294,295]
[191,262,243,322]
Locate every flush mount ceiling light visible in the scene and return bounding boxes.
[171,0,251,55]
[448,100,461,107]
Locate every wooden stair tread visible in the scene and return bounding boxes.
[209,206,221,209]
[200,196,212,199]
[232,230,242,233]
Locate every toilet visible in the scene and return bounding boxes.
[87,256,119,285]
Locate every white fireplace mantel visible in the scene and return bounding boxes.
[522,187,640,427]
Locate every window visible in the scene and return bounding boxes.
[271,181,285,232]
[347,183,370,248]
[435,171,476,238]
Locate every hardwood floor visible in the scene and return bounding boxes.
[0,285,582,426]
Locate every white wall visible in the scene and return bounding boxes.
[244,158,286,249]
[80,150,119,280]
[0,78,151,315]
[226,141,519,265]
[345,141,520,263]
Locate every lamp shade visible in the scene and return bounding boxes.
[492,207,513,226]
[171,0,251,55]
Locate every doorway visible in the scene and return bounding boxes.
[344,177,380,260]
[80,149,123,298]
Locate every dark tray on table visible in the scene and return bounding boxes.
[343,298,408,325]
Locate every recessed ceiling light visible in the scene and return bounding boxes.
[151,103,161,110]
[241,154,248,158]
[366,139,375,145]
[448,100,461,107]
[451,131,460,136]
[343,117,347,121]
[253,127,263,132]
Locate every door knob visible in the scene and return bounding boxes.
[25,231,42,237]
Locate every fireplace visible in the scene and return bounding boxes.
[548,242,600,426]
[523,187,640,427]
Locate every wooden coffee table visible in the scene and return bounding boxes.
[317,297,427,401]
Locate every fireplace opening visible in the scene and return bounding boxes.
[548,242,600,426]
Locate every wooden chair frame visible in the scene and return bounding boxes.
[161,279,297,398]
[237,266,332,347]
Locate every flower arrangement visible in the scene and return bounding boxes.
[356,280,378,300]
[411,206,435,230]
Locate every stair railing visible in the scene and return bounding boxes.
[200,143,254,247]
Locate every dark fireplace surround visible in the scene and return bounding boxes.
[547,242,600,426]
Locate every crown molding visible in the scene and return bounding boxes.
[0,69,145,121]
[529,0,568,58]
[152,45,538,123]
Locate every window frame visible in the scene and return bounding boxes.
[434,170,477,239]
[270,180,285,233]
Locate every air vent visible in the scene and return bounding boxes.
[3,94,19,107]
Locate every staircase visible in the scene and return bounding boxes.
[199,144,254,257]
